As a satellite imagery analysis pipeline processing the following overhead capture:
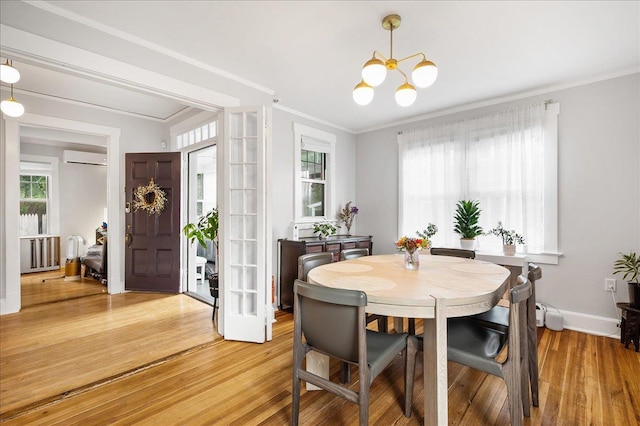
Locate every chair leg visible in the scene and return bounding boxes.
[212,297,218,321]
[519,310,531,417]
[404,336,418,417]
[408,318,416,335]
[503,359,524,426]
[340,362,351,384]
[378,316,388,333]
[527,284,540,406]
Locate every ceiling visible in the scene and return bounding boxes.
[1,1,638,133]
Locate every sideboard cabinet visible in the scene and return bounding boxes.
[278,235,373,309]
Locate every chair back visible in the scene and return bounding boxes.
[430,247,475,259]
[340,248,369,260]
[294,279,365,363]
[298,252,333,281]
[528,263,542,282]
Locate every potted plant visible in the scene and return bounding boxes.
[416,223,438,249]
[183,208,219,296]
[613,251,640,308]
[312,221,339,239]
[453,200,483,250]
[485,221,525,256]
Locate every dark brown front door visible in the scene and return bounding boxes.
[125,152,181,292]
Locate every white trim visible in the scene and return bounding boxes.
[273,103,354,134]
[543,103,559,254]
[546,307,621,339]
[1,25,239,111]
[293,123,336,223]
[22,1,274,96]
[1,113,122,315]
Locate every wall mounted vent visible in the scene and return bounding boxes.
[62,150,107,166]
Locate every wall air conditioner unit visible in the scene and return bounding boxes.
[62,150,107,166]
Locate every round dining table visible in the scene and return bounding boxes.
[307,253,511,426]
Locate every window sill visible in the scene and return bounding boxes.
[475,251,562,266]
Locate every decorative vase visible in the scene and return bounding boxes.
[629,282,640,308]
[404,249,420,270]
[503,244,516,256]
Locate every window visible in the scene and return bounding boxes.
[399,102,559,262]
[175,118,217,149]
[20,172,50,235]
[293,123,336,222]
[196,173,204,217]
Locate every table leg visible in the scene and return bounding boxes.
[306,352,329,391]
[393,317,404,333]
[423,297,447,426]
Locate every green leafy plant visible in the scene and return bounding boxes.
[453,200,483,239]
[313,221,339,238]
[183,208,219,253]
[416,223,438,240]
[485,221,525,245]
[613,251,640,283]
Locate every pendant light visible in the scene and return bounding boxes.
[1,85,25,117]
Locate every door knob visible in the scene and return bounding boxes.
[125,233,132,247]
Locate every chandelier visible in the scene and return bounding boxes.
[0,59,25,118]
[353,14,437,107]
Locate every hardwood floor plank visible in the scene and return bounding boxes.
[1,290,639,425]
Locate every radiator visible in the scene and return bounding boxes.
[20,235,61,273]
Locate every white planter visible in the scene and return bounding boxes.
[460,239,475,250]
[503,244,516,256]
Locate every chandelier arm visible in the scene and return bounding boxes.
[396,52,426,65]
[394,66,409,82]
[372,50,388,62]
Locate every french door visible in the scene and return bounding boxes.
[220,106,272,343]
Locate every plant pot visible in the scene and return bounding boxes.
[629,282,640,308]
[460,239,475,250]
[503,244,516,256]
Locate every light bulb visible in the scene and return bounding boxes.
[395,82,417,107]
[0,61,20,84]
[361,57,386,87]
[352,81,374,106]
[412,60,437,88]
[1,97,25,117]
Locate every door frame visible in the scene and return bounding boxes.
[1,113,122,314]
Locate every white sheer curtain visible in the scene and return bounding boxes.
[399,102,545,253]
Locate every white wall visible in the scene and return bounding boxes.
[356,73,640,334]
[271,108,358,299]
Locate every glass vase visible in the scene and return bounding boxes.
[404,249,420,270]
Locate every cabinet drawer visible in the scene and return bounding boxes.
[305,244,324,253]
[357,241,370,249]
[342,242,356,249]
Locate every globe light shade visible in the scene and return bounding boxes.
[361,57,387,87]
[412,60,438,88]
[395,82,417,107]
[352,81,374,106]
[0,63,20,84]
[1,97,25,117]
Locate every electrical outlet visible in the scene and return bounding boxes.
[605,278,616,292]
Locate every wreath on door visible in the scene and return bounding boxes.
[133,178,167,215]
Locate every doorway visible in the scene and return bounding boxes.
[184,144,217,304]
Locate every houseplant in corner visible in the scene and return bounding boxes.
[453,200,483,250]
[485,221,525,256]
[183,208,219,302]
[613,251,640,308]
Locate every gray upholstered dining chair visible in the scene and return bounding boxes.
[297,252,333,282]
[404,275,532,425]
[340,247,369,260]
[292,279,417,426]
[407,247,476,335]
[469,263,542,407]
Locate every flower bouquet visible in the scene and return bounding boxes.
[396,236,429,270]
[339,201,359,235]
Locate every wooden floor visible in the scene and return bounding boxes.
[20,268,107,307]
[1,289,639,425]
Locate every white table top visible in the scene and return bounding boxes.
[307,253,510,318]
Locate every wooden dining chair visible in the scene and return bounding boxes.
[340,247,369,260]
[405,275,532,425]
[292,279,417,426]
[407,247,476,335]
[469,263,542,406]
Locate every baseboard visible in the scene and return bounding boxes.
[545,307,621,339]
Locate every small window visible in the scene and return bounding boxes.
[20,174,50,235]
[294,123,336,222]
